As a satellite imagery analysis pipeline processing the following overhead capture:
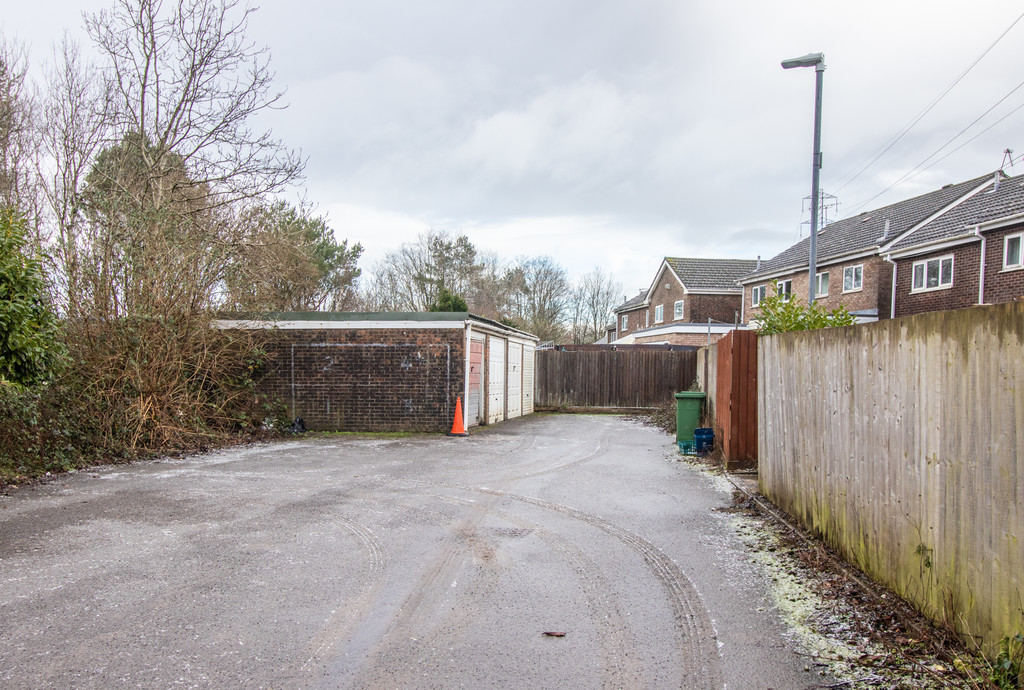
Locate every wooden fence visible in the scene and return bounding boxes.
[759,302,1024,652]
[536,348,697,409]
[714,329,758,470]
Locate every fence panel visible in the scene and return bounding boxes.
[713,329,758,469]
[759,302,1024,651]
[536,349,697,408]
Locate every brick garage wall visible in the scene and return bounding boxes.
[257,328,466,432]
[894,243,980,318]
[743,256,891,320]
[984,224,1024,304]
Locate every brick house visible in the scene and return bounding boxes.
[612,257,758,346]
[885,172,1024,317]
[738,172,995,324]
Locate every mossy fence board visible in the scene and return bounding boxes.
[758,302,1024,652]
[535,349,697,408]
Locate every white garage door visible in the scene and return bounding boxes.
[487,335,505,424]
[507,342,522,419]
[522,344,535,415]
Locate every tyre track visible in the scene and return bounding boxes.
[479,504,647,690]
[299,516,385,674]
[477,488,723,690]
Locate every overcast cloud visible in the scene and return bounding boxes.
[6,0,1024,295]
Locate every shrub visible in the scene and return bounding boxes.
[755,281,857,335]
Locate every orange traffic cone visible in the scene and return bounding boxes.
[448,396,468,437]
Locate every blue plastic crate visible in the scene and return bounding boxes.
[678,440,697,455]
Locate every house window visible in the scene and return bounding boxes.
[621,314,627,331]
[645,310,649,328]
[654,304,664,323]
[752,285,767,307]
[911,255,954,291]
[815,271,829,298]
[1005,232,1023,269]
[674,300,684,320]
[843,265,863,292]
[778,279,792,302]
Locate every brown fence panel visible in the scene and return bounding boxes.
[713,329,758,469]
[536,349,697,408]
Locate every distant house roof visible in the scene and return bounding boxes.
[664,257,759,291]
[740,172,998,283]
[612,256,758,313]
[613,290,648,313]
[888,173,1024,253]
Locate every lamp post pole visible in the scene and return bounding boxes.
[782,52,826,305]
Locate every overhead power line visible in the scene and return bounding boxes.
[845,88,1024,215]
[833,9,1024,195]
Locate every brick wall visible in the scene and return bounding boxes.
[894,243,980,318]
[744,256,891,320]
[257,328,466,432]
[616,305,649,338]
[646,275,742,325]
[983,224,1024,304]
[688,293,743,324]
[647,277,680,325]
[634,331,730,346]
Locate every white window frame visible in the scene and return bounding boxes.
[1004,232,1023,270]
[673,300,684,320]
[843,265,863,293]
[620,314,627,331]
[815,271,829,298]
[778,279,792,302]
[752,285,766,307]
[911,254,954,292]
[654,304,664,323]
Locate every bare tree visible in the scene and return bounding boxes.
[84,0,302,211]
[466,251,512,321]
[365,230,479,311]
[0,37,42,225]
[505,256,569,342]
[570,267,622,344]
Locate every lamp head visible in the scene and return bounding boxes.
[781,52,825,69]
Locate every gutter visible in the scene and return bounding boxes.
[886,232,979,260]
[883,254,897,319]
[974,225,986,305]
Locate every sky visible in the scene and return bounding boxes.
[6,1,1024,298]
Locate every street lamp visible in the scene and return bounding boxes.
[782,52,825,305]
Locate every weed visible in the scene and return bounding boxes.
[991,633,1024,689]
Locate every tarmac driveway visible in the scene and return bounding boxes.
[0,414,819,689]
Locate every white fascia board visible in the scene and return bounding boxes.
[881,178,995,252]
[739,250,882,285]
[737,264,805,285]
[886,233,979,260]
[643,260,673,300]
[214,319,467,330]
[637,323,740,337]
[663,261,686,292]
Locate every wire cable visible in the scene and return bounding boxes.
[845,95,1024,215]
[832,9,1024,194]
